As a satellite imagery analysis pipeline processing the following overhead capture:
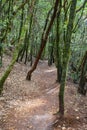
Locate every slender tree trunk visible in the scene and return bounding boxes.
[56,8,62,83]
[0,43,3,67]
[30,44,33,66]
[58,0,77,117]
[48,45,54,66]
[26,0,59,80]
[48,34,54,66]
[78,51,87,95]
[20,30,28,62]
[17,0,34,64]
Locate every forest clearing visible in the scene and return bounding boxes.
[0,0,87,130]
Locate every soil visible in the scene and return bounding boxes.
[0,55,87,130]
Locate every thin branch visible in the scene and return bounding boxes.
[42,7,53,39]
[73,6,84,33]
[76,0,87,13]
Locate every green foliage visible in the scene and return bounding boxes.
[0,0,87,85]
[69,16,87,82]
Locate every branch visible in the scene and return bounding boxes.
[76,0,87,13]
[44,0,59,41]
[42,7,53,39]
[73,7,84,33]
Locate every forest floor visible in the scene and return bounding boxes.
[0,55,87,130]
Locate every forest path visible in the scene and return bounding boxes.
[0,55,87,130]
[0,86,58,130]
[0,57,58,130]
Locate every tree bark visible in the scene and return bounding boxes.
[59,0,77,117]
[56,9,62,83]
[78,51,87,95]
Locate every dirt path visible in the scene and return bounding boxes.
[0,87,58,130]
[0,56,87,130]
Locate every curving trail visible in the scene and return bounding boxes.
[0,57,87,130]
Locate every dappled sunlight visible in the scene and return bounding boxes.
[9,98,47,114]
[44,68,56,73]
[46,87,58,94]
[33,113,53,120]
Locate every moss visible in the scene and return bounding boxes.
[59,0,77,116]
[0,44,20,94]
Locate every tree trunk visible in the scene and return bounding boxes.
[59,0,77,117]
[17,0,34,64]
[0,44,21,94]
[26,0,59,80]
[30,44,33,66]
[0,43,3,67]
[48,35,54,66]
[48,45,54,66]
[56,9,62,83]
[59,66,67,116]
[78,51,87,95]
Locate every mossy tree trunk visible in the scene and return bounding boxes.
[30,43,33,66]
[19,30,29,63]
[48,44,54,66]
[58,0,77,117]
[17,0,35,64]
[0,44,21,94]
[48,33,54,66]
[78,51,87,95]
[55,2,62,83]
[0,43,3,67]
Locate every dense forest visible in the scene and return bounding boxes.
[0,0,87,130]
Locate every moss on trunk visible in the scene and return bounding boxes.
[58,0,77,117]
[0,45,20,94]
[78,51,87,95]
